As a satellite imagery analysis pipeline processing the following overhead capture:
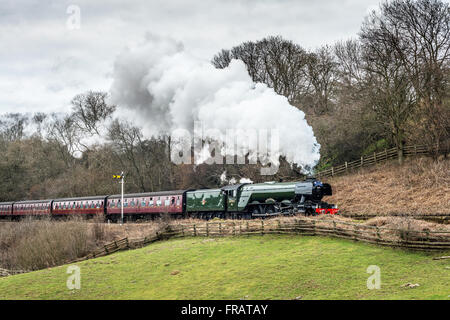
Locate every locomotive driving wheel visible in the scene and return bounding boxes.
[251,206,260,217]
[265,204,276,215]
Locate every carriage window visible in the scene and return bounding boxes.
[124,200,128,208]
[171,198,175,205]
[164,199,170,206]
[117,200,121,208]
[142,199,146,207]
[130,200,135,207]
[156,198,161,206]
[176,198,180,206]
[149,199,154,206]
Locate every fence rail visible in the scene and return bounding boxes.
[316,143,449,179]
[67,218,450,265]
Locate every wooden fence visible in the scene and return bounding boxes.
[316,143,448,179]
[68,218,450,265]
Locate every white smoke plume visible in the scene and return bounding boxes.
[110,34,320,172]
[220,171,254,185]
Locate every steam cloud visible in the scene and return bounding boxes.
[110,34,320,172]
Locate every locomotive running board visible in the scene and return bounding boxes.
[251,212,290,217]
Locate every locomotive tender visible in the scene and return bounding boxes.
[0,179,337,220]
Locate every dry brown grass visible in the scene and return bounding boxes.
[0,217,93,270]
[326,156,450,216]
[364,216,450,232]
[0,216,172,271]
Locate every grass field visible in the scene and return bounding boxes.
[0,235,449,300]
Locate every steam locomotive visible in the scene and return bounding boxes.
[0,178,338,220]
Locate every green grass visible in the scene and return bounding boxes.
[1,235,449,300]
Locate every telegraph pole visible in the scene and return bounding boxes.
[113,172,125,225]
[120,171,124,225]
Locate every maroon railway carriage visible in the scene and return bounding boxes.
[13,200,52,216]
[0,202,14,217]
[106,190,186,218]
[52,196,107,216]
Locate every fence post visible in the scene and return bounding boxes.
[333,220,336,234]
[239,222,242,235]
[312,220,316,235]
[353,225,358,241]
[374,152,377,164]
[384,148,387,161]
[345,161,348,172]
[278,219,281,234]
[414,145,417,155]
[219,222,222,236]
[331,167,334,176]
[361,156,364,167]
[233,222,236,236]
[193,224,197,237]
[206,223,209,237]
[246,221,249,233]
[261,220,264,235]
[181,225,185,237]
[376,227,381,242]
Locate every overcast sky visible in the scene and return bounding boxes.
[0,0,384,115]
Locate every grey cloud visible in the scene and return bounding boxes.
[0,0,383,114]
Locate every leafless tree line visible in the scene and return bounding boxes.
[213,0,449,166]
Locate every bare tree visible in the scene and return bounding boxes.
[32,112,47,138]
[46,113,80,167]
[212,36,312,106]
[0,113,29,142]
[361,0,450,149]
[107,119,148,191]
[306,46,338,114]
[71,91,116,135]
